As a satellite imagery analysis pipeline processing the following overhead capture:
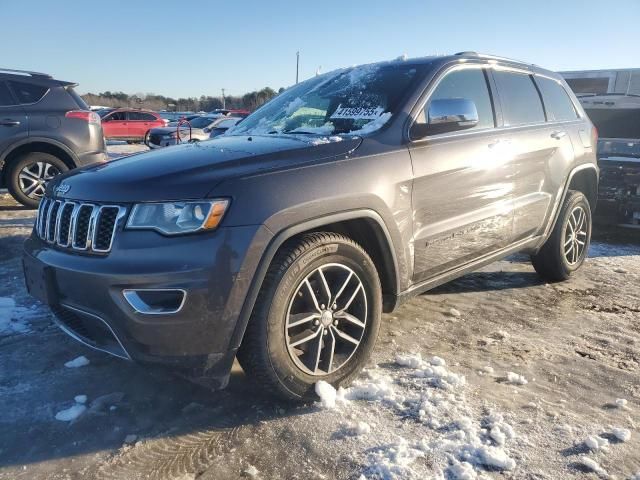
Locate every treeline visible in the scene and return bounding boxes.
[82,87,283,112]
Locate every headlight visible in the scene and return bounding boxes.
[126,200,229,235]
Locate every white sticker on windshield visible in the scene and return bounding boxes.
[330,104,385,120]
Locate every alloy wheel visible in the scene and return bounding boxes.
[563,205,588,265]
[285,263,367,376]
[18,161,60,199]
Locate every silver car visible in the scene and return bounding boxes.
[146,115,239,148]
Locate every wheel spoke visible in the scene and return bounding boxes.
[331,325,360,346]
[341,282,362,311]
[311,331,324,374]
[332,271,353,305]
[287,312,320,328]
[35,162,44,178]
[19,169,40,181]
[22,182,39,195]
[304,279,321,312]
[564,236,573,247]
[317,268,332,305]
[334,311,366,329]
[289,328,321,348]
[327,329,336,373]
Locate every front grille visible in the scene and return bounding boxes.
[36,198,125,254]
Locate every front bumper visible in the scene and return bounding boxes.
[23,223,272,386]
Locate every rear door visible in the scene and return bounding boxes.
[127,111,156,139]
[0,81,29,155]
[102,111,128,138]
[491,69,576,241]
[408,64,513,282]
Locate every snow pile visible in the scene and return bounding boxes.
[55,394,89,421]
[448,308,461,318]
[577,457,607,476]
[505,372,528,385]
[611,427,631,442]
[614,398,628,409]
[243,465,259,477]
[65,356,90,368]
[318,353,517,479]
[0,297,33,335]
[585,435,609,451]
[315,380,340,409]
[285,97,305,115]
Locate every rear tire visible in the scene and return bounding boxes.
[237,232,382,401]
[6,152,69,208]
[531,191,592,281]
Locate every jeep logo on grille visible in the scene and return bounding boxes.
[55,183,71,195]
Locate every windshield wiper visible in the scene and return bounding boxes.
[281,130,319,135]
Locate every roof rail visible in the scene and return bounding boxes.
[454,52,532,65]
[0,68,52,78]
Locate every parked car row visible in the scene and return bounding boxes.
[146,115,242,148]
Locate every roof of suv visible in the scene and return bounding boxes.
[0,67,76,86]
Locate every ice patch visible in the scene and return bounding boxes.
[611,427,631,442]
[346,112,392,136]
[64,356,90,368]
[55,404,87,422]
[74,395,87,404]
[448,308,461,318]
[284,97,305,115]
[0,297,32,335]
[505,372,528,385]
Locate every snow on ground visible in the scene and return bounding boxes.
[0,296,40,334]
[64,355,90,368]
[314,353,518,479]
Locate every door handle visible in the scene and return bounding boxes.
[0,120,20,126]
[551,131,567,140]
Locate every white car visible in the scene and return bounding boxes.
[146,116,241,148]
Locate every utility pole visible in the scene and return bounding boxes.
[221,88,226,109]
[296,51,300,84]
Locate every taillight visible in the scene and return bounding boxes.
[65,110,101,124]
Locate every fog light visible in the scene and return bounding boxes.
[123,289,186,315]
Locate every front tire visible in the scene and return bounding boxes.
[237,232,382,401]
[6,152,69,208]
[531,191,592,281]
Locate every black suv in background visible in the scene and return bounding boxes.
[24,53,598,401]
[0,69,106,208]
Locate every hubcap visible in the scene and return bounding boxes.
[18,161,60,199]
[285,263,367,376]
[563,205,588,265]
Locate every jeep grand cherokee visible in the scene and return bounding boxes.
[23,52,598,401]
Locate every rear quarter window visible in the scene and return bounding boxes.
[66,87,89,110]
[493,71,545,126]
[0,82,17,106]
[536,77,578,122]
[8,80,49,104]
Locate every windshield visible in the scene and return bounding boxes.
[184,116,215,128]
[227,62,427,136]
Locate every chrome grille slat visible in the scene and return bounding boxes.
[35,198,125,255]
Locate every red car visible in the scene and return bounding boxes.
[100,109,167,143]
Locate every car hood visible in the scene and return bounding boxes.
[48,135,362,203]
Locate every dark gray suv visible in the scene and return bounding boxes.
[23,53,598,401]
[0,69,106,208]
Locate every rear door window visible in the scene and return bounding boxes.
[493,71,545,126]
[139,112,157,121]
[0,82,17,106]
[8,81,49,104]
[107,111,127,121]
[536,77,578,122]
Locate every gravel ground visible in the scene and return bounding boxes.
[0,145,639,479]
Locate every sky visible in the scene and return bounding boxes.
[3,0,639,99]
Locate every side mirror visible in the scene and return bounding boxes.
[203,127,211,133]
[410,98,479,140]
